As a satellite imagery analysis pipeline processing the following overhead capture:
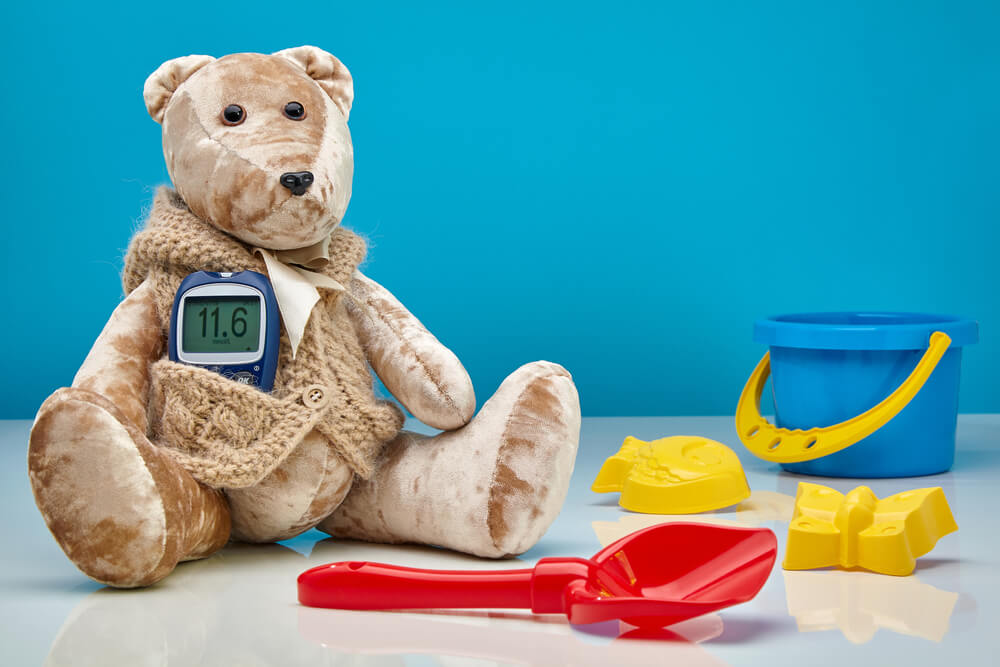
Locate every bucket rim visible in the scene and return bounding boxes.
[754,311,978,350]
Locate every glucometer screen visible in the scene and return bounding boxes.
[182,296,261,354]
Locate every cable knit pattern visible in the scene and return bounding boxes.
[125,187,404,488]
[149,361,322,487]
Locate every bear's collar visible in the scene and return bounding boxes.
[124,187,363,357]
[255,247,344,358]
[270,236,331,270]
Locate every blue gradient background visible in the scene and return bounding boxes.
[1,1,996,418]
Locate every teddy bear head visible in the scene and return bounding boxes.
[143,46,354,250]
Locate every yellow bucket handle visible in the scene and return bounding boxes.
[735,331,951,463]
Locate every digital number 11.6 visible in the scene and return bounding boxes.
[197,306,248,338]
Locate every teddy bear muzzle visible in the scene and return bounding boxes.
[280,171,315,196]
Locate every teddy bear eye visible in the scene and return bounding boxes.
[283,102,306,120]
[221,104,245,126]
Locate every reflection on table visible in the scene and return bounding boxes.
[783,569,959,644]
[42,540,732,667]
[300,606,729,666]
[591,490,795,546]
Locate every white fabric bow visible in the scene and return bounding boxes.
[255,241,344,358]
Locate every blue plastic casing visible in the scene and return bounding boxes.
[754,312,978,478]
[168,271,280,392]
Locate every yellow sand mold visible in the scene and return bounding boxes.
[592,436,750,514]
[783,482,958,576]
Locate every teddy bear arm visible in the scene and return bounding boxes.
[347,271,475,430]
[71,278,164,433]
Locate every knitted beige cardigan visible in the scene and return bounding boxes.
[123,188,404,488]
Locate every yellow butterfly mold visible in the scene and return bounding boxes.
[783,482,958,576]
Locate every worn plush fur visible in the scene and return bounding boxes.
[28,46,581,587]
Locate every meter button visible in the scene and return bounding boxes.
[303,385,328,409]
[231,371,257,386]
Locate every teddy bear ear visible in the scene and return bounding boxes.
[143,55,216,124]
[273,46,354,119]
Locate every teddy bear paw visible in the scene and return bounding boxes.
[478,361,582,556]
[28,387,230,587]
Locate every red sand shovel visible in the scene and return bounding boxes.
[298,523,777,628]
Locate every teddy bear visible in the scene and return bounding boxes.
[27,46,581,588]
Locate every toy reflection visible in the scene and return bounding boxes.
[43,536,732,667]
[298,605,730,666]
[592,490,795,545]
[783,569,959,643]
[43,542,322,666]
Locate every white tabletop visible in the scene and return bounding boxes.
[2,415,997,666]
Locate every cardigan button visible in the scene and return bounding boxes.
[303,385,329,409]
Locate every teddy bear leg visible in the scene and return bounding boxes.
[227,429,354,543]
[319,361,581,557]
[28,387,231,588]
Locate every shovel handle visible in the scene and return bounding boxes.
[299,561,535,610]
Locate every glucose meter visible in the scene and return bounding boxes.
[168,271,280,391]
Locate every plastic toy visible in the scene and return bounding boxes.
[299,523,777,627]
[736,312,977,478]
[26,46,582,589]
[783,482,957,576]
[592,436,750,513]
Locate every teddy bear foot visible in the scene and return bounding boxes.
[319,360,581,557]
[28,387,231,587]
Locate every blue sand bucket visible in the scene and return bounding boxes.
[737,312,978,478]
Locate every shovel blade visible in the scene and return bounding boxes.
[572,523,777,626]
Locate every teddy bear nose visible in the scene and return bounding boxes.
[279,171,315,196]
